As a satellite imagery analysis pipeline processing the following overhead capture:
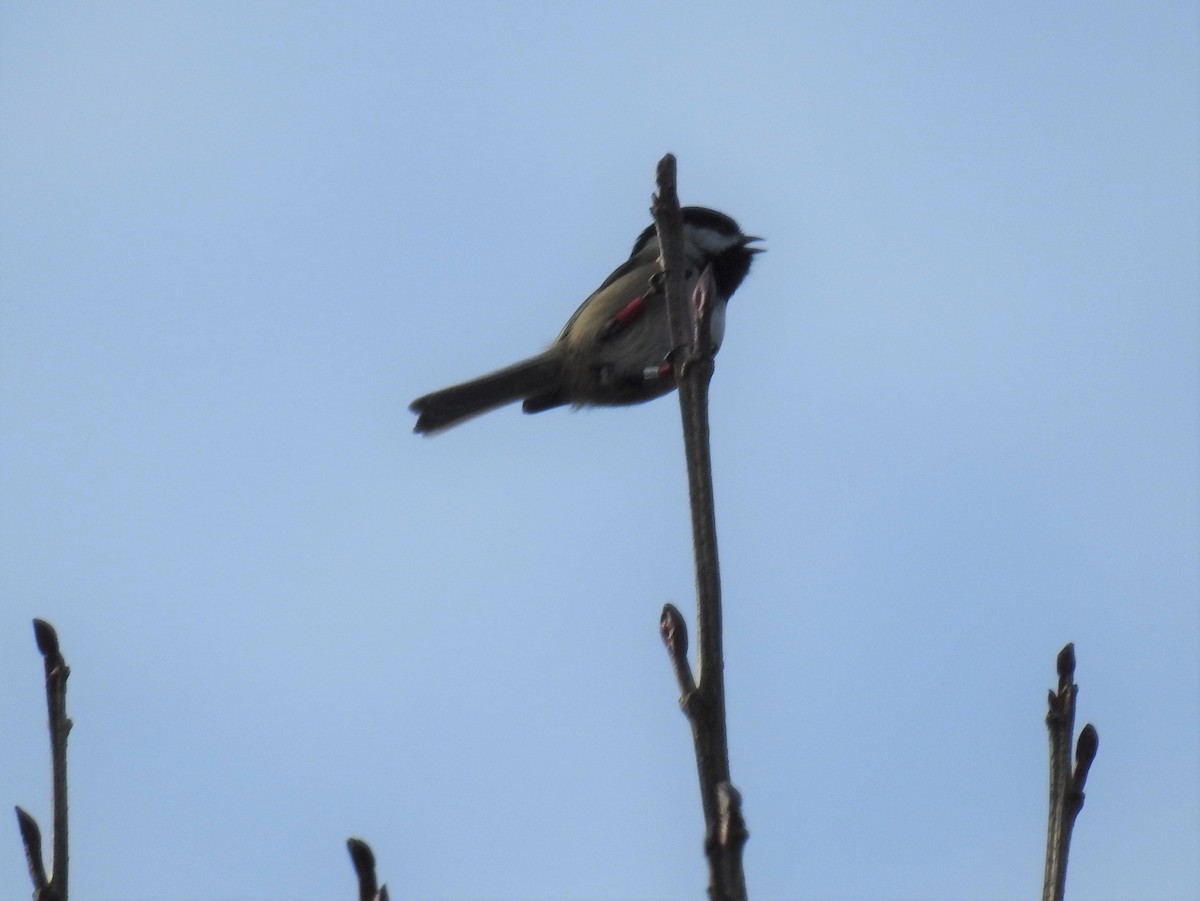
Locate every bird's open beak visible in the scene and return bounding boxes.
[742,236,766,253]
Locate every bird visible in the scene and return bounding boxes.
[410,207,762,434]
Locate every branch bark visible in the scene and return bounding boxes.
[1043,643,1099,901]
[652,153,747,901]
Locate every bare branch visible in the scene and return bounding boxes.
[1043,643,1099,901]
[15,620,71,901]
[652,155,746,901]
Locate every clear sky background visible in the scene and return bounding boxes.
[2,3,1197,900]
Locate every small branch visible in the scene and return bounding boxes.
[660,603,697,696]
[652,154,747,901]
[38,619,72,899]
[347,837,390,901]
[15,619,72,901]
[1042,643,1099,901]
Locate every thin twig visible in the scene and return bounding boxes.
[15,619,72,901]
[347,837,390,901]
[660,603,697,696]
[1043,643,1099,901]
[652,154,747,901]
[37,619,71,900]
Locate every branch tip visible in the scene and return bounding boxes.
[15,806,48,891]
[347,837,380,901]
[347,836,374,863]
[654,153,677,202]
[1056,642,1075,686]
[660,603,697,697]
[1043,643,1097,901]
[33,618,60,658]
[15,806,42,853]
[660,603,689,656]
[1074,724,1099,786]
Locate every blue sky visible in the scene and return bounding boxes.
[2,3,1197,899]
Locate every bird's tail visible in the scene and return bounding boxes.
[410,354,564,434]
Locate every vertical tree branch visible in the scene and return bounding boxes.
[15,618,72,901]
[1043,643,1099,901]
[652,154,747,901]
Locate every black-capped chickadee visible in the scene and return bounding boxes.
[410,207,762,434]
